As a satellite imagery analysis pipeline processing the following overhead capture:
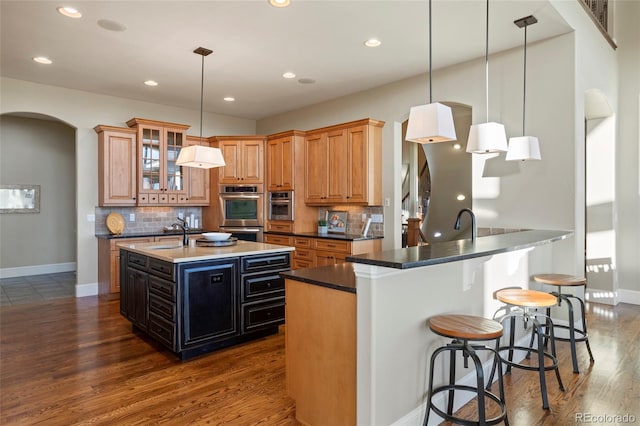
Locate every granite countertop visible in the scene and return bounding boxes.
[264,230,383,241]
[118,240,294,263]
[346,229,573,269]
[281,263,356,293]
[96,229,208,239]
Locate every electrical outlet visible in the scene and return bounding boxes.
[129,213,135,222]
[371,214,384,223]
[384,197,391,207]
[362,213,367,221]
[178,212,184,220]
[86,214,95,222]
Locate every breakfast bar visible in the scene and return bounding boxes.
[282,229,573,426]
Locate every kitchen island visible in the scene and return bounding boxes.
[282,229,573,425]
[118,240,294,359]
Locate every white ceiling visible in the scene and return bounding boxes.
[0,0,573,120]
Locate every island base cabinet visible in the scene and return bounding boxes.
[179,260,240,347]
[285,278,356,426]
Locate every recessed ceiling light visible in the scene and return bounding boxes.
[433,232,442,238]
[457,194,466,201]
[33,57,52,65]
[453,143,462,150]
[282,72,296,79]
[298,78,316,84]
[144,80,158,86]
[57,6,82,18]
[268,0,290,7]
[223,97,235,102]
[364,38,382,48]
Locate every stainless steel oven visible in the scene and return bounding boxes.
[218,184,264,227]
[268,191,294,221]
[218,226,264,243]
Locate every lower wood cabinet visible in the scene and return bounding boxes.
[264,234,381,270]
[120,249,290,359]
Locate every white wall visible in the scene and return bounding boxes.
[0,77,255,294]
[613,0,640,299]
[258,34,578,272]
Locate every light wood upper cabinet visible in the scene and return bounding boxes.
[213,136,265,184]
[127,118,190,205]
[304,119,384,206]
[95,125,138,206]
[184,136,210,205]
[266,135,295,191]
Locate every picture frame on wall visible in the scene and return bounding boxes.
[327,210,347,233]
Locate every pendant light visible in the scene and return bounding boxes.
[176,47,226,169]
[466,0,508,154]
[405,0,456,144]
[506,15,541,161]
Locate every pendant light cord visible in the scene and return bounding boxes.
[484,0,489,123]
[522,24,528,136]
[199,53,205,145]
[429,0,433,104]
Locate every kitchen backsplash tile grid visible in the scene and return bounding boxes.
[95,207,203,235]
[318,206,384,237]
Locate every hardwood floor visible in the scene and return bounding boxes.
[1,295,639,425]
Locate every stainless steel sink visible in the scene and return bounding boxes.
[147,244,183,250]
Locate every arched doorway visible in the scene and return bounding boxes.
[0,113,77,304]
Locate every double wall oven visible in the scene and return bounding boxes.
[218,184,264,242]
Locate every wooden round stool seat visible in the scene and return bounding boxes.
[429,314,503,341]
[534,274,586,287]
[495,289,557,308]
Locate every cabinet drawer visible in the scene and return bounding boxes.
[148,312,176,350]
[149,258,174,281]
[242,253,290,273]
[242,272,285,302]
[148,275,176,302]
[314,239,351,253]
[242,298,285,333]
[292,258,314,270]
[293,248,314,261]
[267,221,293,233]
[264,234,293,246]
[127,252,148,270]
[149,293,175,321]
[293,237,313,249]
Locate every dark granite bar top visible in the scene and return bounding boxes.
[95,229,208,240]
[346,229,573,269]
[281,263,356,293]
[264,230,383,242]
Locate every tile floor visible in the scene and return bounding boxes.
[0,272,76,306]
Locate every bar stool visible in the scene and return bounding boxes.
[425,314,509,426]
[533,274,595,373]
[488,289,565,410]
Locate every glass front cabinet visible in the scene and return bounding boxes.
[127,118,190,205]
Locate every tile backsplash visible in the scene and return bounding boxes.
[317,206,384,237]
[95,206,203,235]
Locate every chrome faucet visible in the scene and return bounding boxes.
[171,216,189,246]
[454,208,477,242]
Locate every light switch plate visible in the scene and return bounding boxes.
[86,214,95,222]
[129,213,135,222]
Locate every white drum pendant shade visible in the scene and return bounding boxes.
[466,121,508,153]
[176,145,226,169]
[406,102,457,143]
[506,136,541,161]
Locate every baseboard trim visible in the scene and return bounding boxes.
[0,262,76,279]
[75,282,98,298]
[618,289,640,306]
[392,334,531,426]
